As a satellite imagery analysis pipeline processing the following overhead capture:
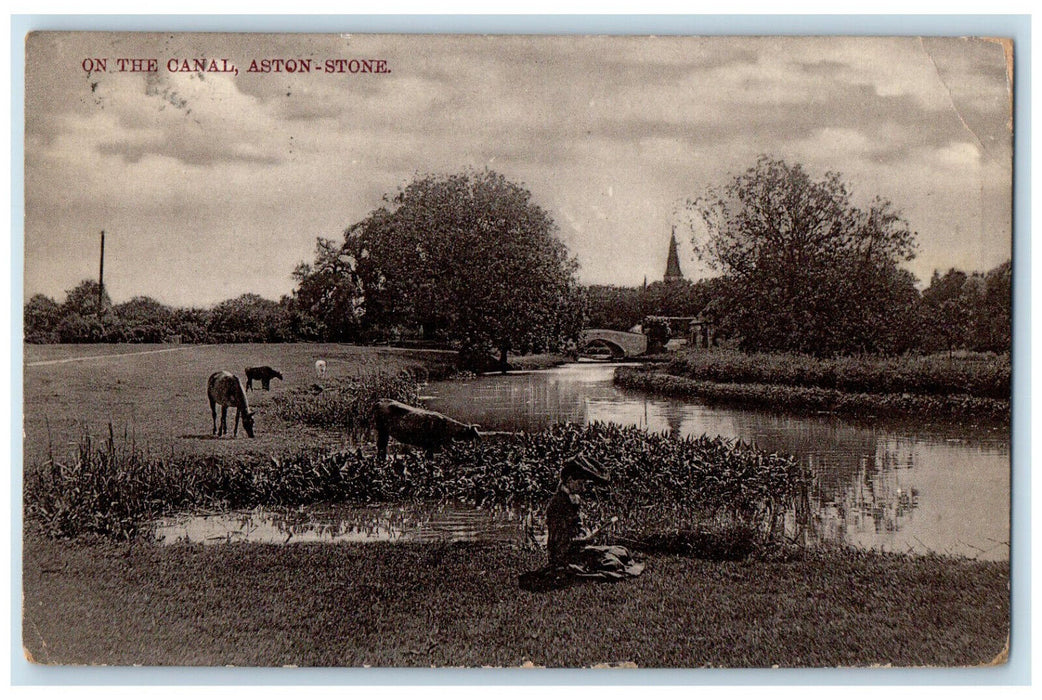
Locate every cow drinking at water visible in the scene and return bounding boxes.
[373,399,480,460]
[208,371,255,438]
[245,366,283,391]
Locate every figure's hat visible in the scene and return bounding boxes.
[560,453,610,485]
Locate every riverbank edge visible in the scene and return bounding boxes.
[614,365,1011,424]
[22,535,1009,668]
[502,353,571,372]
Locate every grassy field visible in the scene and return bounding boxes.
[22,343,458,462]
[23,537,1009,668]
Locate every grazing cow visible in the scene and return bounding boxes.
[315,359,327,377]
[208,371,255,438]
[244,365,283,391]
[373,399,480,460]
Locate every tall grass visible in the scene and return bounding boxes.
[24,427,201,540]
[24,423,810,547]
[665,349,1010,400]
[271,370,420,442]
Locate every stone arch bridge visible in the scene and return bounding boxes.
[579,329,648,358]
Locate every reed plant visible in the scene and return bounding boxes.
[25,426,198,540]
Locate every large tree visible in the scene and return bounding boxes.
[919,261,1011,355]
[688,156,919,355]
[291,237,363,341]
[920,269,973,354]
[978,260,1012,353]
[640,279,712,320]
[338,169,585,368]
[49,280,119,342]
[113,296,175,342]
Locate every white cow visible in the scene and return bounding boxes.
[315,359,327,377]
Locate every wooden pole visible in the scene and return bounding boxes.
[98,230,105,313]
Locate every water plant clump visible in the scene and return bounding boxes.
[24,423,810,551]
[271,370,421,442]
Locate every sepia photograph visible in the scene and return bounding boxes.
[19,28,1014,671]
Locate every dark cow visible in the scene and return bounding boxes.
[208,371,255,438]
[373,399,480,460]
[245,366,283,391]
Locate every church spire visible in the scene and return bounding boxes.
[664,227,684,282]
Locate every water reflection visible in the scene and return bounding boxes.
[152,503,542,547]
[426,363,1010,560]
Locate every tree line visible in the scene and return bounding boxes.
[587,156,1010,357]
[23,283,312,345]
[25,161,1011,359]
[586,260,1011,356]
[26,170,587,369]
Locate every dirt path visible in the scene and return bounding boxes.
[25,345,207,367]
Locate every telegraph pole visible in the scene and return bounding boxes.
[98,230,105,314]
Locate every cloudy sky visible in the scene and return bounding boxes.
[24,32,1012,308]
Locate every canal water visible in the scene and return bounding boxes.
[426,363,1010,561]
[154,362,1009,560]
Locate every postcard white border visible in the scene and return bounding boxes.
[7,12,1032,688]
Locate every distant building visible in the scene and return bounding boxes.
[664,228,684,282]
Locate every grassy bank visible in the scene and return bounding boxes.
[664,349,1010,400]
[615,364,1010,425]
[22,535,1009,668]
[22,343,571,463]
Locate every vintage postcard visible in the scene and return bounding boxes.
[21,31,1013,670]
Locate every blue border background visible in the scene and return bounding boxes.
[9,13,1032,687]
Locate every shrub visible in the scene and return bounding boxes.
[272,370,420,442]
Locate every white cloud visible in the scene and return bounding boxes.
[934,141,984,169]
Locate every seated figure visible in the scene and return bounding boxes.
[545,453,645,580]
